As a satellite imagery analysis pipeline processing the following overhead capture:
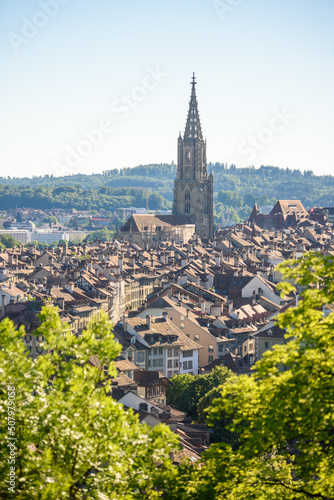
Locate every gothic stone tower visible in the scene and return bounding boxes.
[172,74,214,239]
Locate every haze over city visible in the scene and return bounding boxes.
[1,0,333,178]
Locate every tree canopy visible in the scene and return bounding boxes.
[0,307,177,499]
[169,253,334,499]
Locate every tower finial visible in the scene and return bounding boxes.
[191,73,196,93]
[184,73,202,141]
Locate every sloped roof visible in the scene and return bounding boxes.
[270,200,308,216]
[122,214,194,233]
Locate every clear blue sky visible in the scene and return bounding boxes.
[0,0,333,177]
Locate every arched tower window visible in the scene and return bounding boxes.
[185,190,190,201]
[185,203,190,214]
[186,150,191,160]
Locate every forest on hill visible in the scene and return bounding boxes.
[1,163,333,225]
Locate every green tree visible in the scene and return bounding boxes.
[167,367,235,421]
[172,253,334,499]
[85,227,113,243]
[0,234,19,248]
[0,307,178,499]
[42,216,58,224]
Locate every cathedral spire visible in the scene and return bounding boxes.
[184,72,203,141]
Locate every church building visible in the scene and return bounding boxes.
[172,73,214,239]
[120,74,214,247]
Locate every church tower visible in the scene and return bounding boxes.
[172,74,214,239]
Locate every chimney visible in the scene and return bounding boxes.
[201,299,206,314]
[58,298,65,310]
[215,253,221,266]
[181,257,188,267]
[1,294,5,318]
[228,300,233,315]
[167,419,178,432]
[146,315,152,329]
[118,254,124,273]
[252,291,256,305]
[123,316,129,333]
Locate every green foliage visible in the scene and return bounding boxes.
[1,164,333,220]
[85,227,114,243]
[0,234,19,248]
[0,307,178,499]
[42,216,58,224]
[167,366,235,421]
[171,253,334,499]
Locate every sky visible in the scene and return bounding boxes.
[0,0,333,178]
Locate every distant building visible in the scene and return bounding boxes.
[0,229,31,244]
[120,214,195,248]
[173,74,214,239]
[249,199,312,229]
[120,74,214,246]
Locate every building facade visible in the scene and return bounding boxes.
[172,74,214,239]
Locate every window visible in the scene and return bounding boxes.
[265,341,269,349]
[153,359,158,367]
[158,358,163,367]
[153,348,157,356]
[167,371,173,378]
[188,360,193,369]
[180,315,184,320]
[168,348,172,357]
[185,203,190,214]
[174,359,179,368]
[180,323,184,329]
[183,361,188,370]
[158,347,163,355]
[183,350,193,358]
[208,356,213,363]
[173,370,179,376]
[173,349,178,357]
[244,346,247,352]
[185,191,190,201]
[168,360,172,368]
[218,344,224,352]
[194,334,199,342]
[137,352,144,363]
[208,345,214,352]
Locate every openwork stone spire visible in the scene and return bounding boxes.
[173,74,214,239]
[184,73,203,141]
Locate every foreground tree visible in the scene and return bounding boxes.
[169,253,334,499]
[167,366,235,421]
[0,307,177,499]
